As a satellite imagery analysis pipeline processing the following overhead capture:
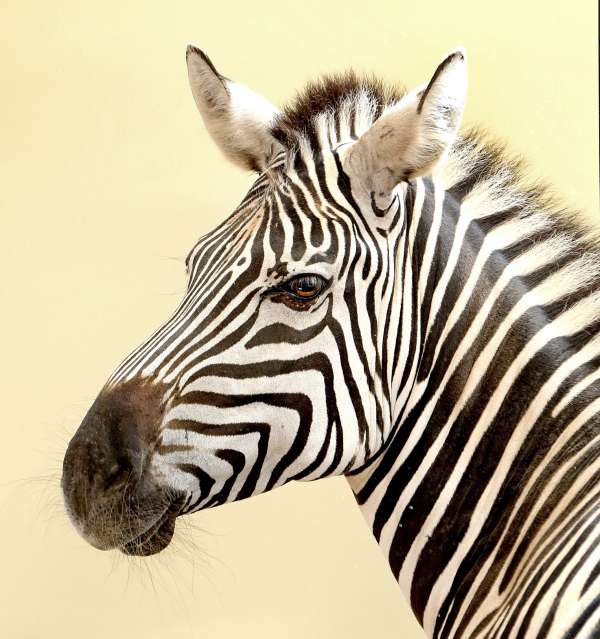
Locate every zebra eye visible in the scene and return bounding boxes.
[285,274,326,300]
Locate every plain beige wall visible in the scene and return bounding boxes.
[1,1,597,638]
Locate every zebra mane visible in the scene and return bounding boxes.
[270,71,406,150]
[443,127,600,252]
[270,71,599,252]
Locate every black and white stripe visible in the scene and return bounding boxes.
[65,47,600,638]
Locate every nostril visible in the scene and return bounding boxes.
[103,457,134,491]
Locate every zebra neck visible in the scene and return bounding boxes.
[347,176,600,637]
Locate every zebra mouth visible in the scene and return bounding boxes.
[119,502,181,557]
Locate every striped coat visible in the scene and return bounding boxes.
[61,46,600,638]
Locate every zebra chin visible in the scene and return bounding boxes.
[61,378,186,556]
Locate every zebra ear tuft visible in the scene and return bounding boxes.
[343,49,467,195]
[186,45,282,172]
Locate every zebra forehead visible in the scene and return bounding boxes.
[184,183,320,275]
[270,71,406,149]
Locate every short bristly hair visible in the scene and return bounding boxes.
[269,71,599,257]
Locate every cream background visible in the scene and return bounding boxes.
[0,1,597,638]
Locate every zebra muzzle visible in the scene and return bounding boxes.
[61,378,183,554]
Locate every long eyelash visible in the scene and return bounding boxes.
[266,274,329,300]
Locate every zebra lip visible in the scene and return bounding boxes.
[119,503,181,557]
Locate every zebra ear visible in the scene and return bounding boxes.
[186,45,282,172]
[344,49,467,197]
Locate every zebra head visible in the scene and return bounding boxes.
[61,46,467,556]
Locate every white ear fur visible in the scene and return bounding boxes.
[344,49,467,196]
[186,45,282,171]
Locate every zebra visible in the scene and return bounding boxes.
[61,44,600,638]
